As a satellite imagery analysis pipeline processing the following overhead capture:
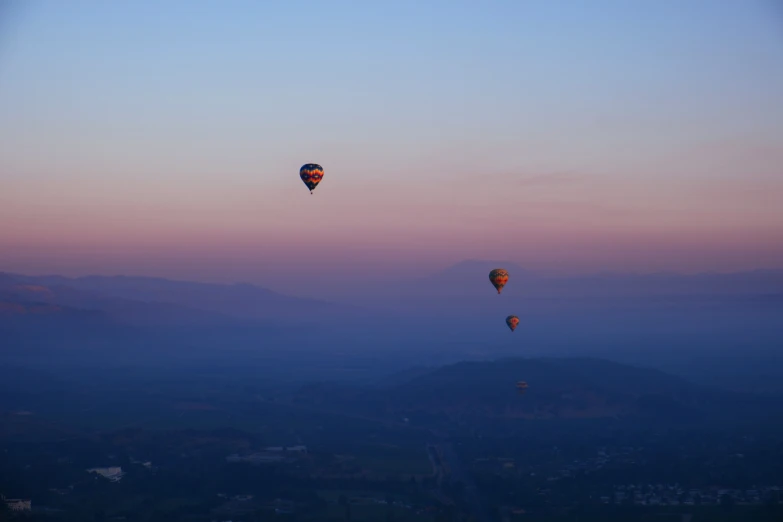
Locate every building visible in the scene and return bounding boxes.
[3,497,32,511]
[86,466,125,482]
[226,453,285,464]
[263,445,308,453]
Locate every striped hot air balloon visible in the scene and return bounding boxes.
[299,163,324,194]
[506,315,520,332]
[489,268,509,294]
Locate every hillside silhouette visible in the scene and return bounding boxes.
[290,358,783,430]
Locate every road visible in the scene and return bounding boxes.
[268,398,496,521]
[431,432,495,522]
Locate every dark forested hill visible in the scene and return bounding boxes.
[290,357,783,432]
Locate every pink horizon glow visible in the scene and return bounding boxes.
[2,3,782,291]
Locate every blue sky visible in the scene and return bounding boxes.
[0,0,781,288]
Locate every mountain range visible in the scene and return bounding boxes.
[3,263,781,324]
[2,265,782,387]
[357,259,783,305]
[0,272,364,325]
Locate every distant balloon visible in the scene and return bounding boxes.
[506,315,520,332]
[300,163,324,194]
[516,381,528,394]
[489,269,509,294]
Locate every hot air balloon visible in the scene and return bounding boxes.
[300,163,324,194]
[506,315,520,332]
[516,381,529,394]
[489,269,509,294]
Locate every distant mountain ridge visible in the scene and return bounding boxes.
[0,271,369,326]
[346,263,783,335]
[0,272,386,360]
[2,267,781,378]
[417,261,783,298]
[0,270,502,365]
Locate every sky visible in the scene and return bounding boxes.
[1,0,782,292]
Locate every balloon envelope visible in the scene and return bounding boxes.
[489,269,509,294]
[506,315,520,332]
[300,163,324,193]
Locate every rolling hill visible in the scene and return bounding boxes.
[288,358,783,431]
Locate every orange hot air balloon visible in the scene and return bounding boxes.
[506,315,520,332]
[299,163,324,194]
[489,269,509,294]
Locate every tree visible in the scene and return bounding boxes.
[338,494,351,522]
[720,493,735,512]
[385,494,394,522]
